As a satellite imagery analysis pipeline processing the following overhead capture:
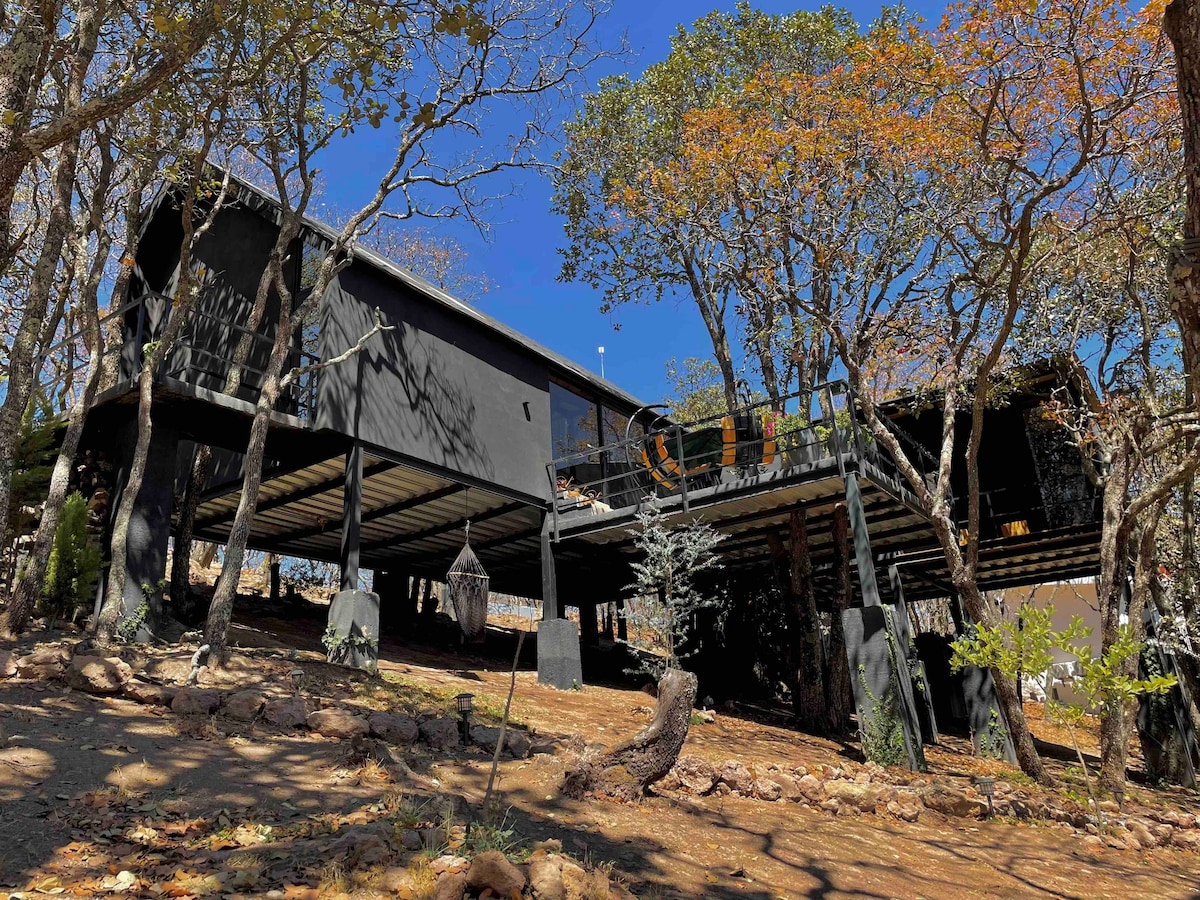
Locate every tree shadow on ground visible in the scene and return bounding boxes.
[5,624,1200,899]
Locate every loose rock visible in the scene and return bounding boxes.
[771,772,804,802]
[433,872,467,900]
[66,655,132,694]
[465,850,525,897]
[797,774,826,803]
[123,680,176,706]
[1173,829,1200,851]
[0,649,17,678]
[718,760,754,795]
[470,724,531,758]
[561,857,608,900]
[262,696,308,728]
[528,852,565,900]
[920,784,987,819]
[420,716,460,750]
[308,708,369,739]
[171,687,222,716]
[751,779,783,802]
[667,755,718,795]
[16,645,70,679]
[223,690,265,722]
[369,711,419,744]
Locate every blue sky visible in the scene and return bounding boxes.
[318,1,948,405]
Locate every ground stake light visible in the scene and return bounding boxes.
[975,777,995,818]
[446,520,489,641]
[455,692,475,742]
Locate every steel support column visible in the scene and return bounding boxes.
[540,511,559,620]
[846,472,882,606]
[340,442,362,592]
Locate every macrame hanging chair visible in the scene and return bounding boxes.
[446,520,489,641]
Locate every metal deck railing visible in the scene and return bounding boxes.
[42,292,320,421]
[546,381,940,534]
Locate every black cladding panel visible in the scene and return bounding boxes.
[316,262,554,501]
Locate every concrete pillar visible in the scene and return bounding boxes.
[889,565,939,746]
[537,512,582,688]
[99,413,180,638]
[327,588,380,670]
[843,605,927,772]
[327,442,377,668]
[1138,605,1199,787]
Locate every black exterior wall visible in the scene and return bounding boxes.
[889,396,1098,536]
[317,260,555,502]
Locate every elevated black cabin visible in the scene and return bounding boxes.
[81,176,1102,708]
[85,179,651,638]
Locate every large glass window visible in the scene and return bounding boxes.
[601,406,632,446]
[601,405,644,507]
[550,382,599,463]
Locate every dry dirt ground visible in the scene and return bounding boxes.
[3,617,1200,899]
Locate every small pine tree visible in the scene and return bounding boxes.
[627,501,725,674]
[41,492,102,623]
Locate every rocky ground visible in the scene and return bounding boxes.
[2,619,1199,899]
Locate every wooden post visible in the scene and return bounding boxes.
[579,601,599,646]
[825,502,853,734]
[789,509,826,733]
[420,577,436,619]
[405,573,421,624]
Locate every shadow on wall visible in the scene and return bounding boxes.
[322,315,495,484]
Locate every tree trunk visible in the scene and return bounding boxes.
[789,510,826,732]
[1166,0,1200,410]
[561,667,698,801]
[0,1,62,279]
[1,335,103,637]
[957,578,1050,783]
[202,302,298,660]
[825,502,854,734]
[168,443,212,619]
[1098,438,1135,792]
[0,112,82,560]
[95,355,162,643]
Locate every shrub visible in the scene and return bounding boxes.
[41,492,102,622]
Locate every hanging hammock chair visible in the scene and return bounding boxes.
[446,522,489,641]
